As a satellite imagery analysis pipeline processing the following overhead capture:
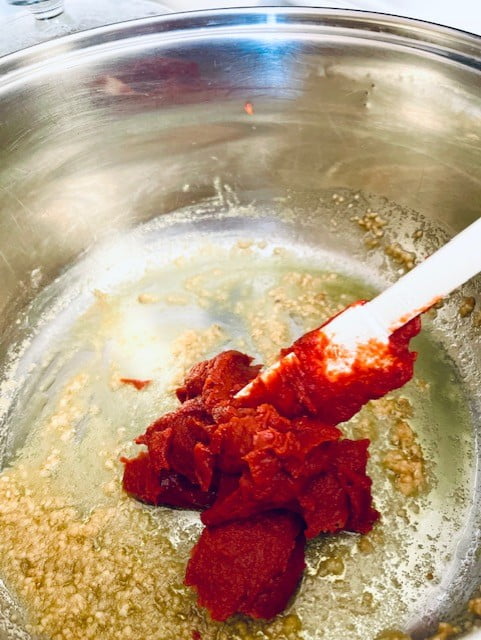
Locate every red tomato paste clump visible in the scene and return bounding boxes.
[185,511,305,621]
[122,311,421,622]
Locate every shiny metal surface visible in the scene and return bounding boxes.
[0,8,480,639]
[0,0,172,56]
[6,0,64,20]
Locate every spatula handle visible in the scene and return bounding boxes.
[366,216,481,333]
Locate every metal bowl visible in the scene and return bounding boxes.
[0,9,480,640]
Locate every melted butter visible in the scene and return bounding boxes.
[0,235,475,640]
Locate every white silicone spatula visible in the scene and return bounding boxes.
[323,215,481,351]
[237,216,481,395]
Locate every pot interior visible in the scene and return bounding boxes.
[0,9,480,640]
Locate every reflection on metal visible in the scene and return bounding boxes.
[6,0,64,20]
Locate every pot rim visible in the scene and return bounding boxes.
[0,7,480,85]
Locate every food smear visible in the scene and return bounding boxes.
[120,378,152,390]
[238,301,421,423]
[122,307,421,621]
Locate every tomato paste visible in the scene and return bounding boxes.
[122,309,421,622]
[120,378,152,390]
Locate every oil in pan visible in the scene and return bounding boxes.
[0,188,479,640]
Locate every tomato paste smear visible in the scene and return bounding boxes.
[120,378,152,391]
[122,309,421,622]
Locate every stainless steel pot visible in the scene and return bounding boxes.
[0,8,480,640]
